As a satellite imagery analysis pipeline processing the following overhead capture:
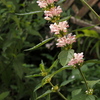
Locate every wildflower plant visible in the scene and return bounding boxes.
[25,0,100,100]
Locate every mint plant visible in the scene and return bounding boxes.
[26,0,100,100]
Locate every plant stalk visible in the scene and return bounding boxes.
[81,0,100,20]
[49,82,68,100]
[77,66,89,91]
[57,91,68,100]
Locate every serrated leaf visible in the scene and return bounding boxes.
[16,11,43,15]
[34,83,43,92]
[0,91,10,100]
[87,80,100,88]
[58,49,74,66]
[72,89,82,97]
[36,90,52,100]
[60,79,74,87]
[25,37,54,51]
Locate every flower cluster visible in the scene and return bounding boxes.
[37,0,62,21]
[44,6,62,20]
[37,0,84,66]
[68,52,84,66]
[37,0,58,8]
[56,33,76,47]
[50,21,69,34]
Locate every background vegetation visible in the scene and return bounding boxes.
[0,0,100,100]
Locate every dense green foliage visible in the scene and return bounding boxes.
[0,0,100,100]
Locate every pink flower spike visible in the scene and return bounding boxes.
[58,21,69,32]
[37,0,48,8]
[47,0,58,4]
[44,6,62,20]
[65,33,76,44]
[56,36,67,47]
[49,23,60,34]
[68,52,84,66]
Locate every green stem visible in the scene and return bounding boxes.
[77,66,89,91]
[57,91,68,100]
[49,82,68,100]
[49,81,54,87]
[81,0,100,20]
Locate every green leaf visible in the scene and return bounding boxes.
[84,60,100,64]
[57,0,66,4]
[51,65,70,76]
[25,37,54,51]
[71,93,86,100]
[83,30,99,39]
[59,16,71,22]
[72,89,82,97]
[26,74,41,78]
[13,54,24,79]
[60,79,74,87]
[36,90,52,100]
[58,49,74,66]
[40,60,45,72]
[87,80,100,88]
[34,83,43,92]
[86,95,95,100]
[16,11,43,15]
[0,91,10,100]
[42,74,53,86]
[71,25,98,33]
[48,59,58,72]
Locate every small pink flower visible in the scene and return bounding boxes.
[37,0,48,8]
[58,21,69,32]
[47,0,58,4]
[37,0,58,8]
[66,33,76,44]
[50,23,59,34]
[56,36,67,47]
[56,33,76,47]
[68,52,84,66]
[49,21,69,34]
[44,6,62,20]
